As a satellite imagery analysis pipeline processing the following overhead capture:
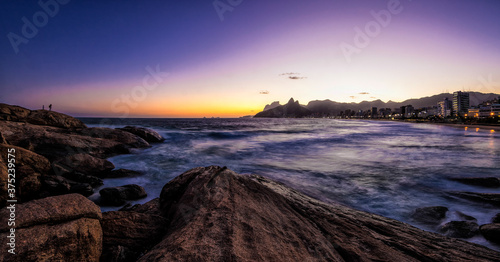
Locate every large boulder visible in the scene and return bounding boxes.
[0,121,149,161]
[0,144,51,206]
[480,223,500,244]
[99,184,147,206]
[138,166,500,261]
[410,206,448,226]
[117,126,164,143]
[0,103,86,129]
[54,153,115,177]
[26,109,87,129]
[0,194,102,261]
[450,177,500,188]
[438,221,480,238]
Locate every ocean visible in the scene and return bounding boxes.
[81,118,500,250]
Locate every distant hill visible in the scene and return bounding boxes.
[254,98,311,118]
[254,92,500,117]
[263,101,281,111]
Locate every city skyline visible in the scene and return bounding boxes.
[1,0,500,117]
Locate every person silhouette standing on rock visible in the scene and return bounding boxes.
[49,104,52,111]
[42,105,45,110]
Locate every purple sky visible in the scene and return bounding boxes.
[1,0,499,117]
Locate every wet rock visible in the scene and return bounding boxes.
[455,211,477,222]
[0,194,102,262]
[480,223,500,244]
[138,166,500,262]
[100,185,147,206]
[450,177,500,188]
[448,191,500,207]
[118,126,164,143]
[105,168,142,178]
[410,206,448,225]
[438,221,479,239]
[492,213,500,223]
[70,183,94,197]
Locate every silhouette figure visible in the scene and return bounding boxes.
[42,105,45,110]
[49,104,52,111]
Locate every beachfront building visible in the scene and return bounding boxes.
[453,91,470,116]
[438,98,452,117]
[467,108,480,118]
[491,104,500,117]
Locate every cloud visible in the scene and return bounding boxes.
[280,72,307,80]
[350,96,356,99]
[259,90,269,94]
[289,76,307,80]
[359,92,370,95]
[279,72,300,76]
[370,96,377,99]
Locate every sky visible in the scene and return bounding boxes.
[1,0,500,117]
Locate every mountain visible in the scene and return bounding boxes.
[255,92,500,118]
[254,98,312,118]
[263,101,281,111]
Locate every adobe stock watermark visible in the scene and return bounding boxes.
[7,0,71,54]
[213,0,243,21]
[340,0,408,63]
[111,65,169,118]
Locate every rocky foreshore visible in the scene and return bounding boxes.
[1,103,500,261]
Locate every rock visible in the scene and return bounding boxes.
[410,206,448,225]
[0,130,7,144]
[493,213,500,223]
[70,183,94,197]
[117,126,164,143]
[480,223,500,244]
[104,168,142,178]
[0,144,50,205]
[55,153,115,177]
[0,156,7,207]
[0,103,31,121]
[0,121,149,161]
[26,109,87,129]
[0,194,102,262]
[101,211,167,252]
[53,163,103,187]
[439,221,479,238]
[41,175,72,195]
[455,211,477,222]
[138,166,500,261]
[448,191,500,207]
[0,103,87,129]
[450,177,500,188]
[100,185,147,206]
[100,245,138,262]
